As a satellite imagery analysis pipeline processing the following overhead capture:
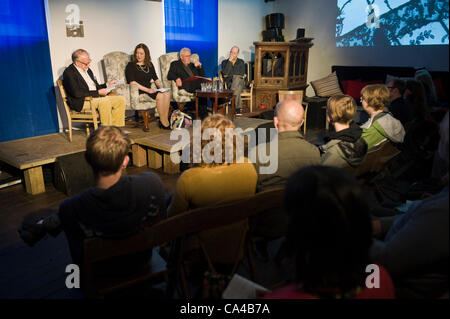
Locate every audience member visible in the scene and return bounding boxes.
[415,69,438,108]
[404,79,429,122]
[63,49,126,127]
[125,43,171,131]
[320,95,368,169]
[387,79,413,125]
[167,114,257,262]
[221,46,246,112]
[19,127,166,272]
[360,84,405,149]
[252,99,320,240]
[264,166,395,299]
[370,112,449,298]
[167,47,206,94]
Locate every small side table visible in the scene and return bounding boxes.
[195,90,235,120]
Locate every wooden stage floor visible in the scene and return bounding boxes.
[0,118,272,195]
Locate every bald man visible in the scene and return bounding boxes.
[252,100,320,240]
[221,46,245,112]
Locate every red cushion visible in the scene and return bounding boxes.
[433,77,447,101]
[342,79,384,101]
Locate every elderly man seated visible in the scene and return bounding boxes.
[167,47,207,94]
[63,49,126,127]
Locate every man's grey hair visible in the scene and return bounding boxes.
[71,49,88,63]
[231,46,240,53]
[179,47,191,58]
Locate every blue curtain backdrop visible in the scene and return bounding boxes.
[164,0,218,78]
[0,0,58,142]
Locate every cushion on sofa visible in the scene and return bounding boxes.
[310,71,343,97]
[341,79,384,101]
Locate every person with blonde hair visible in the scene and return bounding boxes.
[360,84,405,149]
[168,114,257,215]
[320,95,367,169]
[167,114,257,265]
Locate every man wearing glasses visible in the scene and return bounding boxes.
[62,49,126,127]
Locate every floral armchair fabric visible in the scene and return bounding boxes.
[159,52,199,103]
[103,51,156,111]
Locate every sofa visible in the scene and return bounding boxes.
[305,65,449,130]
[331,65,449,103]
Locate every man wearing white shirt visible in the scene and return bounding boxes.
[62,49,125,127]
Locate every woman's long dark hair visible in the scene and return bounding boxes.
[285,166,372,295]
[405,79,429,120]
[132,43,151,67]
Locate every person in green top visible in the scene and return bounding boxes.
[360,84,405,149]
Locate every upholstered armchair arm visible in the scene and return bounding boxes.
[129,83,140,108]
[171,80,194,103]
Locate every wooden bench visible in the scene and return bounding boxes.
[82,187,284,298]
[132,117,272,174]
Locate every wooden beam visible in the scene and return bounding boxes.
[148,149,162,169]
[131,144,147,167]
[163,153,179,174]
[24,166,45,195]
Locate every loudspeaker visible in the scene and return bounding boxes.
[54,152,95,196]
[265,13,285,29]
[296,28,305,38]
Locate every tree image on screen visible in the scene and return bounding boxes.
[336,0,449,47]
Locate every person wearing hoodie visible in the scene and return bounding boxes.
[319,95,368,169]
[360,84,406,150]
[19,127,166,271]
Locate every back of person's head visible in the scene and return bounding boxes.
[285,166,372,294]
[197,114,236,167]
[326,95,357,125]
[132,43,151,66]
[405,79,429,120]
[274,99,304,131]
[391,79,406,96]
[85,126,131,176]
[415,69,437,104]
[360,84,390,111]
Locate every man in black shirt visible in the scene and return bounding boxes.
[221,46,246,111]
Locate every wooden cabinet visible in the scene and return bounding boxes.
[253,40,313,109]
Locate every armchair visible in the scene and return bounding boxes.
[159,52,199,109]
[103,51,157,131]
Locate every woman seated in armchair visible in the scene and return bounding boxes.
[125,43,171,131]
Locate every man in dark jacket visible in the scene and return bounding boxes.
[62,49,126,126]
[167,47,206,93]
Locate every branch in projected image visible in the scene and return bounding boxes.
[336,0,449,46]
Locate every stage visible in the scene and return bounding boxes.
[0,117,272,195]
